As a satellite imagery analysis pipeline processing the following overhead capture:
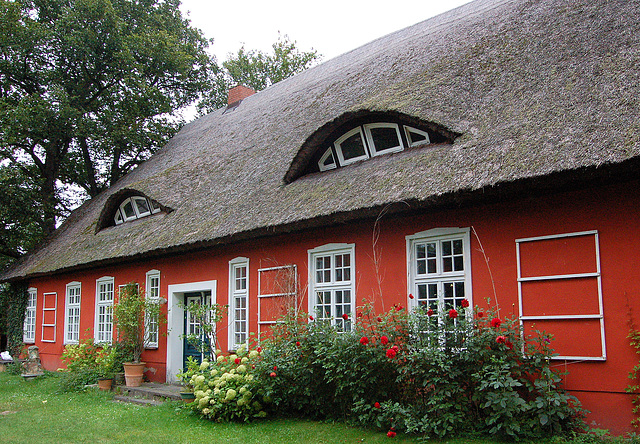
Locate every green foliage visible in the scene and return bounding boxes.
[0,282,28,359]
[257,303,585,441]
[113,283,162,363]
[0,0,215,238]
[180,301,227,361]
[197,34,320,113]
[178,346,269,422]
[59,338,118,390]
[627,329,640,428]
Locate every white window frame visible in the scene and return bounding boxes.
[64,282,81,345]
[114,196,160,225]
[308,243,355,331]
[406,228,472,315]
[404,126,431,147]
[334,127,369,166]
[145,270,161,349]
[228,257,249,351]
[94,277,115,344]
[23,287,37,344]
[318,147,337,172]
[364,122,404,156]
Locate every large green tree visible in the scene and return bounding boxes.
[0,0,214,240]
[197,34,320,114]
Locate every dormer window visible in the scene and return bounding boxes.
[284,111,461,183]
[318,122,434,172]
[114,196,161,225]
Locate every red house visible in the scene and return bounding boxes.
[3,0,640,434]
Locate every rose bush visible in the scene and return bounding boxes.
[256,301,585,440]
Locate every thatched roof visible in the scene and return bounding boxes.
[4,0,640,281]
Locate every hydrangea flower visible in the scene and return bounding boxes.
[249,350,259,359]
[237,364,247,373]
[225,389,237,401]
[200,360,210,370]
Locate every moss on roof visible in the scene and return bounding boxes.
[4,0,640,280]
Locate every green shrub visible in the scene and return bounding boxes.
[60,339,119,390]
[179,345,269,422]
[257,302,586,440]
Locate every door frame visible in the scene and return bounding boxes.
[166,280,217,383]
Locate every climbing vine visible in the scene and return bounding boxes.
[0,281,28,358]
[627,328,640,428]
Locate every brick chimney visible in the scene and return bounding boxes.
[227,85,256,105]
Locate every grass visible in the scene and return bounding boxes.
[0,371,629,444]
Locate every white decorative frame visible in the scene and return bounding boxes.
[516,230,606,361]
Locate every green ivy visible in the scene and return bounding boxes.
[627,329,640,428]
[0,281,28,358]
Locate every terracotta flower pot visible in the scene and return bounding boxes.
[122,362,146,387]
[97,378,113,391]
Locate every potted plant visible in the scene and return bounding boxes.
[113,283,162,387]
[96,343,116,391]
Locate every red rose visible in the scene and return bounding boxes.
[387,430,396,438]
[380,335,389,345]
[273,365,277,371]
[449,309,458,319]
[427,308,434,316]
[357,312,363,318]
[234,357,241,364]
[377,317,383,322]
[461,299,469,308]
[491,317,502,328]
[506,340,514,350]
[309,315,314,321]
[409,293,414,299]
[496,335,506,344]
[257,347,262,353]
[374,402,381,409]
[270,372,276,377]
[391,345,398,352]
[386,348,397,359]
[342,313,349,320]
[395,304,403,311]
[477,312,484,318]
[296,341,301,347]
[360,337,369,345]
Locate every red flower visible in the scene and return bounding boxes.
[380,335,389,345]
[360,337,369,345]
[374,402,381,409]
[270,372,276,377]
[461,299,470,308]
[427,308,434,316]
[449,309,458,319]
[505,340,514,350]
[309,315,314,321]
[342,313,349,320]
[273,365,278,371]
[377,317,383,322]
[387,430,397,438]
[392,345,398,352]
[296,341,301,347]
[234,357,241,364]
[409,293,414,299]
[491,317,502,328]
[496,335,506,344]
[477,311,484,318]
[395,304,403,311]
[257,346,262,353]
[386,348,397,359]
[357,312,363,318]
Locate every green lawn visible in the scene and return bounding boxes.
[0,371,607,444]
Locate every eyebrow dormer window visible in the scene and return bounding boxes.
[318,122,436,172]
[114,196,161,225]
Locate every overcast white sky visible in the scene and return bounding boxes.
[179,0,474,63]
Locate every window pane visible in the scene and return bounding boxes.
[370,126,401,152]
[134,197,150,216]
[122,200,136,219]
[339,132,366,161]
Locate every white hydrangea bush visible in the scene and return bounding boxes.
[180,346,268,422]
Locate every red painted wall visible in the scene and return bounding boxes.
[25,179,640,434]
